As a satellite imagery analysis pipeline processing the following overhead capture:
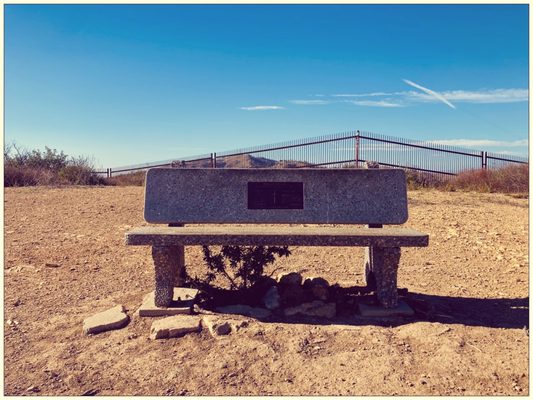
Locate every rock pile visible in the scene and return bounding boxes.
[256,272,337,319]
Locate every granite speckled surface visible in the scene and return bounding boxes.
[126,226,429,247]
[143,168,409,225]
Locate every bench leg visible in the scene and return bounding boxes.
[370,247,401,308]
[152,245,184,307]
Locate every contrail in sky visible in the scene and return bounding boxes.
[403,79,456,109]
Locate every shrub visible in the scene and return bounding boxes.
[4,143,105,186]
[405,169,447,190]
[448,163,528,193]
[105,171,146,186]
[189,245,291,291]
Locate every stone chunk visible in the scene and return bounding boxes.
[149,315,202,339]
[216,304,271,319]
[262,286,280,310]
[138,288,199,317]
[279,284,305,306]
[303,277,330,301]
[277,272,302,286]
[202,316,232,336]
[358,301,414,317]
[83,305,129,335]
[202,315,248,337]
[284,301,336,319]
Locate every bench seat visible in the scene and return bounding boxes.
[126,226,429,247]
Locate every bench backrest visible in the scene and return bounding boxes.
[144,168,408,225]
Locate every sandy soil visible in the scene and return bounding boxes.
[4,186,529,396]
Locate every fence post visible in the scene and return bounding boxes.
[355,130,360,168]
[210,153,214,168]
[481,151,487,169]
[109,168,112,178]
[213,152,217,168]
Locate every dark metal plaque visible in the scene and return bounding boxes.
[247,182,304,209]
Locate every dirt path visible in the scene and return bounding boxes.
[4,186,528,395]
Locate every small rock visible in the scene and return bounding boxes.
[202,316,232,336]
[150,315,201,339]
[284,301,336,319]
[303,277,330,301]
[216,304,271,319]
[262,286,280,310]
[13,298,21,307]
[26,386,40,393]
[45,263,61,268]
[83,305,129,335]
[277,272,302,286]
[203,317,247,337]
[6,319,13,326]
[279,284,305,306]
[81,388,99,396]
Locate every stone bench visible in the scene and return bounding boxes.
[126,166,428,310]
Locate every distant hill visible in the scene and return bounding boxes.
[178,154,314,169]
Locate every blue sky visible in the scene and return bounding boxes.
[5,4,529,168]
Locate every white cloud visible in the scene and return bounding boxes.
[290,99,330,105]
[429,139,528,147]
[349,100,404,108]
[290,87,528,109]
[409,88,528,104]
[239,105,285,111]
[403,79,457,109]
[332,92,395,98]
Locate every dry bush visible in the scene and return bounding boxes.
[448,164,528,193]
[4,143,105,187]
[105,171,146,186]
[405,169,447,190]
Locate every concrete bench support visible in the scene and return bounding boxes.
[153,245,185,307]
[372,246,401,308]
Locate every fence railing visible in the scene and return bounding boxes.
[95,130,528,178]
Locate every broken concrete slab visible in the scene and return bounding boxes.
[83,305,129,335]
[358,301,415,317]
[137,288,199,317]
[284,300,336,319]
[216,304,271,319]
[149,315,202,339]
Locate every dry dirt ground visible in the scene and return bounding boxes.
[4,186,529,396]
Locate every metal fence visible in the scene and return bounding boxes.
[96,130,528,179]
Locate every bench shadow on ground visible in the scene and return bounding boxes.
[210,289,529,330]
[330,291,529,329]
